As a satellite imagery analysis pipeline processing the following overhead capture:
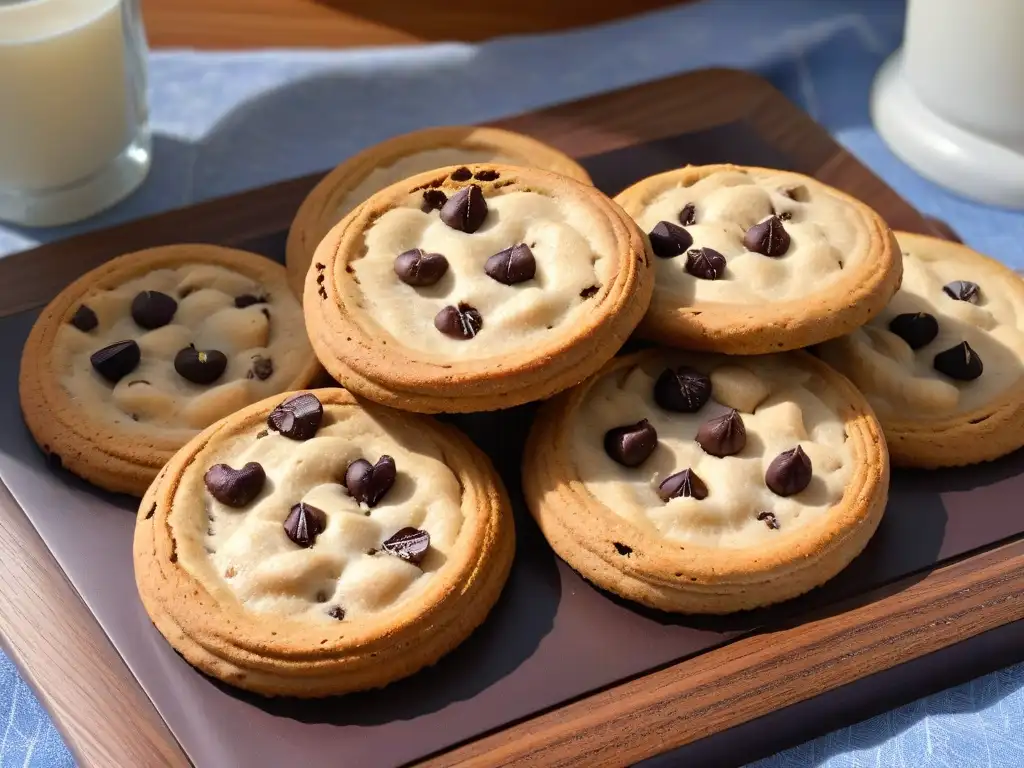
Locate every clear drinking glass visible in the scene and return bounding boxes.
[0,0,151,227]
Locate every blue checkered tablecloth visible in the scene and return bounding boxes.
[1,0,1022,765]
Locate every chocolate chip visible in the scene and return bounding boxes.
[696,410,746,457]
[678,203,696,226]
[90,340,140,383]
[315,262,325,271]
[685,247,726,280]
[757,511,780,530]
[234,294,266,308]
[268,393,324,440]
[580,285,600,299]
[654,367,711,413]
[658,468,708,501]
[283,502,327,548]
[604,419,658,467]
[933,341,983,381]
[485,244,536,285]
[381,527,430,565]
[344,455,396,507]
[174,346,228,385]
[204,462,266,507]
[422,189,448,212]
[765,446,812,496]
[648,221,693,258]
[450,167,472,181]
[70,305,98,332]
[888,312,939,349]
[943,281,980,303]
[434,303,482,339]
[474,169,499,181]
[440,185,487,233]
[328,606,345,620]
[394,249,449,287]
[743,216,791,257]
[130,291,178,330]
[246,356,273,381]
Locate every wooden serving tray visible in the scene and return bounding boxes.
[1,69,1022,768]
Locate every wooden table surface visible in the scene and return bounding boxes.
[140,0,684,49]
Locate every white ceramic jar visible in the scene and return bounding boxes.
[871,0,1024,208]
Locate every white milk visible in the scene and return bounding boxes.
[0,0,149,225]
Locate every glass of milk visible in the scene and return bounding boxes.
[0,0,150,227]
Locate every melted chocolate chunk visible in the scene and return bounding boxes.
[654,367,712,413]
[604,419,658,467]
[888,312,939,350]
[344,455,397,507]
[678,203,697,226]
[580,285,600,299]
[440,185,487,233]
[204,462,266,507]
[90,340,140,383]
[765,446,812,496]
[267,393,324,440]
[933,341,984,381]
[648,221,693,259]
[942,280,980,303]
[485,243,536,285]
[696,409,746,457]
[131,290,178,330]
[685,247,727,280]
[394,249,449,286]
[658,468,708,501]
[450,167,473,181]
[328,606,346,620]
[743,215,791,257]
[474,169,500,181]
[249,356,273,381]
[70,305,98,332]
[174,346,228,385]
[234,294,266,308]
[757,511,780,530]
[283,502,327,548]
[381,527,430,565]
[434,303,482,339]
[422,189,448,212]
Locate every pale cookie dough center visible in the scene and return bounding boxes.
[175,408,465,622]
[824,249,1024,418]
[55,264,310,441]
[350,189,615,360]
[635,171,868,304]
[333,149,515,224]
[571,357,852,548]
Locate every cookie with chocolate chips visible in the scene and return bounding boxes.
[304,162,653,413]
[284,125,592,300]
[523,348,888,614]
[133,388,514,697]
[19,244,321,496]
[817,232,1024,467]
[614,164,902,353]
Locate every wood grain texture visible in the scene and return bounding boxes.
[0,482,188,768]
[420,540,1024,767]
[141,0,683,49]
[0,69,1004,767]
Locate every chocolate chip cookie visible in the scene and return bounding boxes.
[20,245,321,496]
[286,126,591,299]
[133,389,514,697]
[523,348,889,614]
[304,163,653,413]
[614,165,902,353]
[817,232,1024,467]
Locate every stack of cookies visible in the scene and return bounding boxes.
[20,125,1024,698]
